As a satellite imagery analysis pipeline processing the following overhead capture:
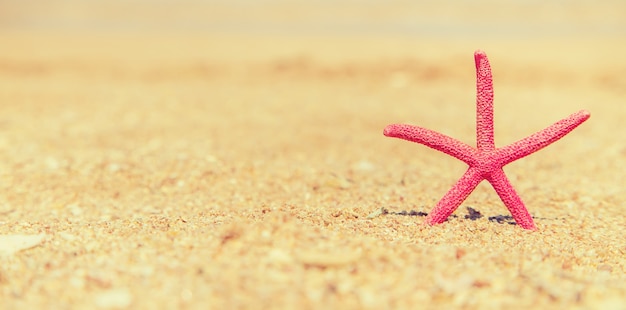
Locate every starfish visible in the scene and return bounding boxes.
[383,50,590,230]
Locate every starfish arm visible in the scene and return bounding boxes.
[384,124,477,164]
[486,169,537,230]
[475,50,495,151]
[497,110,591,165]
[425,167,483,225]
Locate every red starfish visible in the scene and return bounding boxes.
[383,50,590,230]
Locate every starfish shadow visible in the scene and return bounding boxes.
[390,206,565,226]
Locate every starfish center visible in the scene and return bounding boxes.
[473,150,502,177]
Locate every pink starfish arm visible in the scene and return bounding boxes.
[425,167,483,225]
[475,50,495,151]
[383,124,477,165]
[497,110,591,165]
[486,169,536,230]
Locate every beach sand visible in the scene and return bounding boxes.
[1,1,625,309]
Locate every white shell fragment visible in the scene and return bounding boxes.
[0,234,46,256]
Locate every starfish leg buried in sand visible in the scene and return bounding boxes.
[383,50,590,230]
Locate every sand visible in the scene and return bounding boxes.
[1,1,625,309]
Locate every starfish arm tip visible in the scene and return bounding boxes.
[474,50,488,65]
[383,124,396,137]
[580,109,591,119]
[517,219,538,230]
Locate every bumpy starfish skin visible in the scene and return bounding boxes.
[383,50,590,230]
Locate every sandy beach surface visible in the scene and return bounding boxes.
[1,1,625,309]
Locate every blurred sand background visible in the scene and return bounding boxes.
[1,0,625,309]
